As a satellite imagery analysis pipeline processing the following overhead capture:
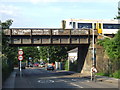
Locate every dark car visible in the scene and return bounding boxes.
[29,62,33,67]
[47,65,54,71]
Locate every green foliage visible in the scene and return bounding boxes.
[97,30,120,62]
[39,46,68,63]
[114,8,120,19]
[112,70,120,78]
[97,30,120,78]
[1,19,18,83]
[96,73,109,76]
[21,47,39,62]
[64,60,69,71]
[69,60,78,72]
[0,19,13,29]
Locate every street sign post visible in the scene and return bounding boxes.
[18,50,24,55]
[18,55,24,61]
[18,49,24,77]
[18,55,23,73]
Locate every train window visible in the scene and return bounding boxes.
[103,24,120,29]
[78,23,92,29]
[73,22,76,29]
[94,23,96,29]
[69,22,76,29]
[69,22,72,25]
[99,23,101,29]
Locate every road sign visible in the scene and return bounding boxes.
[18,50,24,55]
[18,55,24,61]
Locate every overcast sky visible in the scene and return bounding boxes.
[0,0,120,28]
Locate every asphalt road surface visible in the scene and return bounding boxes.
[14,67,118,88]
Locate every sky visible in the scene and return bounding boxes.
[0,0,120,28]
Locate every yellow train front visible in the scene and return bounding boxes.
[62,19,120,35]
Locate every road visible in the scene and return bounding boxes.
[13,67,118,88]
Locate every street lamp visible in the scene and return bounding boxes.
[91,24,97,81]
[92,27,95,66]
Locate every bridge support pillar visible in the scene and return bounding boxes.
[77,45,89,73]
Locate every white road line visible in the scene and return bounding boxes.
[59,79,83,88]
[70,83,83,88]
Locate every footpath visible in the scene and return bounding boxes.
[2,68,120,89]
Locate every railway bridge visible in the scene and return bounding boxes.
[4,28,98,73]
[4,28,97,46]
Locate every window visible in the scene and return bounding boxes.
[94,23,96,29]
[99,23,101,29]
[69,22,76,29]
[103,24,120,29]
[78,23,92,29]
[73,22,76,29]
[69,22,72,25]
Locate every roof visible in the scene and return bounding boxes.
[67,48,78,53]
[63,19,119,23]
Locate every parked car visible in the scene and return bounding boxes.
[39,64,45,67]
[29,62,33,67]
[39,62,45,67]
[34,62,39,67]
[47,65,54,71]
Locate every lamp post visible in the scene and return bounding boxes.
[92,28,95,66]
[91,25,96,81]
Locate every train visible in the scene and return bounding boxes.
[62,19,120,35]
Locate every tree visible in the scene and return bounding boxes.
[39,46,68,63]
[1,19,18,82]
[97,30,120,74]
[114,7,120,19]
[1,19,13,29]
[21,47,39,63]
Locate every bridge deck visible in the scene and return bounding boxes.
[4,28,98,46]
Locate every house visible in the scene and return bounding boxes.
[67,48,78,63]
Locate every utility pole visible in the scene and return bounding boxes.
[92,27,95,66]
[91,24,96,81]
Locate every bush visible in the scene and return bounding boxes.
[64,60,69,71]
[112,70,120,78]
[96,72,109,76]
[2,55,13,83]
[69,60,78,72]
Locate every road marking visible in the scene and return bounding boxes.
[87,80,90,82]
[70,83,83,88]
[37,80,55,83]
[59,79,83,88]
[71,79,77,81]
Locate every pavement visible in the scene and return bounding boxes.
[2,70,16,88]
[2,68,120,89]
